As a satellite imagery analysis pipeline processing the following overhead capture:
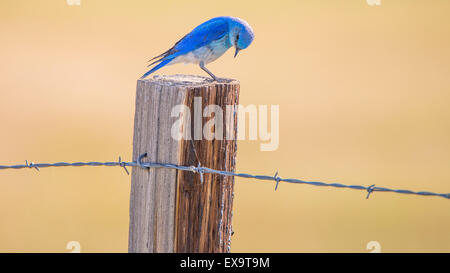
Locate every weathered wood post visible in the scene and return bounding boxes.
[128,75,239,253]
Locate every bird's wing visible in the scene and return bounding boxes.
[141,17,229,79]
[172,17,229,54]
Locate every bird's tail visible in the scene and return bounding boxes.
[140,58,174,79]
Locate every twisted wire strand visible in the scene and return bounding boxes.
[0,155,449,200]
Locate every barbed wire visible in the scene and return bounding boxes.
[0,153,449,200]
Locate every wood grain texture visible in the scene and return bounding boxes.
[129,75,239,253]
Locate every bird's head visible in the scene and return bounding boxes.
[229,17,254,58]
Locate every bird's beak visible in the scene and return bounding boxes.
[234,48,241,58]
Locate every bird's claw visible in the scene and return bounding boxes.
[209,77,229,83]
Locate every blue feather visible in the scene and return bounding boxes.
[172,17,229,54]
[140,58,174,79]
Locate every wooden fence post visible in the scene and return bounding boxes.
[128,75,239,253]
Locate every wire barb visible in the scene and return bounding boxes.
[366,184,376,199]
[118,156,129,175]
[190,163,204,184]
[274,171,281,191]
[25,160,40,172]
[198,163,204,184]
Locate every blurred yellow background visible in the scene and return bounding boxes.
[0,0,449,252]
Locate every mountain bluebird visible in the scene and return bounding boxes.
[140,16,254,81]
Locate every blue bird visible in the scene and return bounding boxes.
[140,16,254,81]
